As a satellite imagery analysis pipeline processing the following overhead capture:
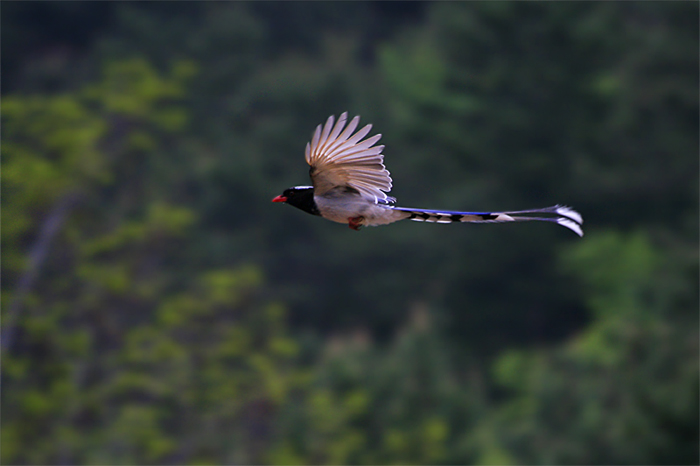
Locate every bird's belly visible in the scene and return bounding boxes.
[315,196,370,223]
[314,195,407,227]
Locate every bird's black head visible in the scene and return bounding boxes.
[271,186,320,216]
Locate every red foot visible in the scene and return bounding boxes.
[348,216,364,230]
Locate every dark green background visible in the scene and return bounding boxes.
[2,2,698,464]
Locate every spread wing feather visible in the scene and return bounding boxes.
[305,112,393,200]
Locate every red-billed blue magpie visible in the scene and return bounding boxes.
[273,113,583,236]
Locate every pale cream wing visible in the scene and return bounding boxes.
[305,112,393,201]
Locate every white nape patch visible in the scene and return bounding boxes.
[496,214,515,222]
[556,206,583,225]
[293,185,314,190]
[557,218,584,237]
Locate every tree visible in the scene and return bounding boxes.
[2,59,301,465]
[269,308,487,465]
[472,231,699,464]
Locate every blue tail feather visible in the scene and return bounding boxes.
[390,204,583,236]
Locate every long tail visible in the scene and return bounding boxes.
[391,204,583,236]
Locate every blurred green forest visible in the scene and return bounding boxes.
[2,2,698,464]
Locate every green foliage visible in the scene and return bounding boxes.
[83,58,195,128]
[2,59,298,465]
[93,267,299,465]
[2,2,698,464]
[477,232,699,464]
[268,310,487,465]
[2,94,107,273]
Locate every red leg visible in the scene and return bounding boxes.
[348,216,364,230]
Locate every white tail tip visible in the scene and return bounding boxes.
[557,217,584,237]
[556,206,583,225]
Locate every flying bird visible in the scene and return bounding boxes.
[272,113,583,236]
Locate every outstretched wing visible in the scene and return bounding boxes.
[305,112,393,201]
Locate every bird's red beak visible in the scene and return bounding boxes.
[272,195,287,203]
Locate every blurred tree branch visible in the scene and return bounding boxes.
[2,191,82,352]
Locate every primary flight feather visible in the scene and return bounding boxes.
[273,112,583,237]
